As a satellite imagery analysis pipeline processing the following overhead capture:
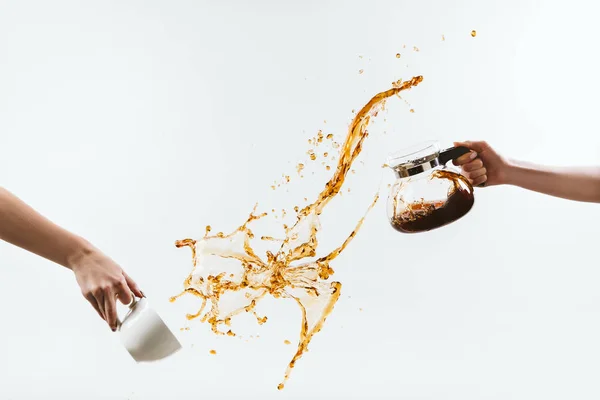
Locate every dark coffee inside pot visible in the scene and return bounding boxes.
[390,170,474,233]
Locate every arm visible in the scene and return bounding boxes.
[0,186,92,267]
[0,186,144,330]
[452,141,600,203]
[506,161,600,203]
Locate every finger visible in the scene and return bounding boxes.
[472,175,487,187]
[85,293,105,321]
[123,271,145,298]
[453,141,472,149]
[94,289,107,321]
[467,167,487,180]
[115,280,133,305]
[462,159,484,172]
[104,290,118,331]
[453,150,478,166]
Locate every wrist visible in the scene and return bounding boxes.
[65,237,97,272]
[499,158,521,186]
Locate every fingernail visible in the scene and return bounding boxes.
[141,291,146,298]
[470,152,477,160]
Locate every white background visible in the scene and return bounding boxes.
[1,1,600,399]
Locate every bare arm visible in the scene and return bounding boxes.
[0,186,144,330]
[0,186,92,268]
[453,141,600,203]
[506,161,600,203]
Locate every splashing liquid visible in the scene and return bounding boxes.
[171,75,424,390]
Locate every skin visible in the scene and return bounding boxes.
[453,141,600,203]
[0,186,144,331]
[3,141,596,331]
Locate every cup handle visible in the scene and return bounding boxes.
[115,293,138,330]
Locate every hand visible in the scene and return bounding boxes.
[452,141,511,187]
[70,248,144,331]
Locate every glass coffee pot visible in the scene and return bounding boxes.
[386,140,475,234]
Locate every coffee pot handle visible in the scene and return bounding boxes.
[438,146,471,166]
[438,146,486,188]
[116,293,138,330]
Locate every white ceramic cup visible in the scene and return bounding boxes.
[117,296,182,362]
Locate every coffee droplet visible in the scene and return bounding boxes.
[209,349,217,355]
[442,34,445,41]
[396,53,401,58]
[358,69,364,74]
[471,30,476,37]
[317,130,324,143]
[409,109,414,113]
[172,75,424,390]
[284,340,291,345]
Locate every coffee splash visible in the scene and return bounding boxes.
[171,75,424,390]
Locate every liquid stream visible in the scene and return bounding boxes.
[171,76,424,389]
